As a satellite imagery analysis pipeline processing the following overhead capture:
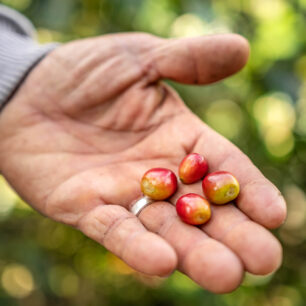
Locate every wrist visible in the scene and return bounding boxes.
[0,84,32,174]
[0,31,58,111]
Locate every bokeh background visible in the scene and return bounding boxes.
[0,0,306,305]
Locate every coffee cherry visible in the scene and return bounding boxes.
[141,168,177,200]
[179,153,208,184]
[176,193,211,225]
[202,171,240,205]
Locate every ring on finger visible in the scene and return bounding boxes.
[130,196,155,216]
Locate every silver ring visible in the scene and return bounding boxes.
[130,196,155,216]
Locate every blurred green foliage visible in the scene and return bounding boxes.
[0,0,306,305]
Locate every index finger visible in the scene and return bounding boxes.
[193,118,287,229]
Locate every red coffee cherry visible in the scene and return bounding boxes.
[141,168,177,200]
[202,171,240,205]
[176,193,211,225]
[179,153,208,184]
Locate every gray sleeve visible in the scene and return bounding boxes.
[0,5,58,111]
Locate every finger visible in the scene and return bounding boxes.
[77,204,177,276]
[171,182,282,275]
[146,34,249,85]
[203,206,283,275]
[192,122,287,228]
[137,201,244,294]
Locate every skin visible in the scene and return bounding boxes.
[176,193,211,225]
[203,171,240,204]
[179,153,208,184]
[0,33,287,294]
[141,168,177,200]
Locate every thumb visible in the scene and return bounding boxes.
[146,34,250,85]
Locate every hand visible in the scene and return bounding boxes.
[0,33,286,293]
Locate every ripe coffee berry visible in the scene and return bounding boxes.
[141,168,177,200]
[179,153,208,184]
[202,171,240,205]
[176,193,211,225]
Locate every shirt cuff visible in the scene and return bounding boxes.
[0,5,59,111]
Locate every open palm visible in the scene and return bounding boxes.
[0,33,286,293]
